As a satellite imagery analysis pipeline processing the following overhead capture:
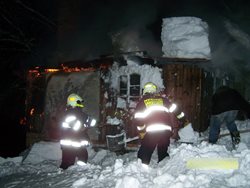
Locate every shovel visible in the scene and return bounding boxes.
[118,136,140,145]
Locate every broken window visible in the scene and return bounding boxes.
[119,73,141,105]
[120,75,128,97]
[129,73,140,98]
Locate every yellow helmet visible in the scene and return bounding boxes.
[67,93,84,108]
[143,82,157,95]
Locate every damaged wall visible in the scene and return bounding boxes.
[26,70,101,146]
[44,71,100,141]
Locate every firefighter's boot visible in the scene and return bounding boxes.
[230,131,240,146]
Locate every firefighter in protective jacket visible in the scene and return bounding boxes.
[60,93,96,169]
[133,82,187,165]
[209,86,250,145]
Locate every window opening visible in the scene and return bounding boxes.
[119,73,141,106]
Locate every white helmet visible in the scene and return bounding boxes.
[143,82,157,95]
[67,93,84,108]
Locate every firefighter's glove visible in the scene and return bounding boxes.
[181,119,190,128]
[139,132,146,140]
[137,125,146,139]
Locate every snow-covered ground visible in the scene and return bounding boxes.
[0,120,250,188]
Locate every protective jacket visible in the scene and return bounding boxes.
[60,107,92,148]
[133,93,187,164]
[211,86,250,117]
[133,93,186,134]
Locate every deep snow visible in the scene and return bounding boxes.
[0,120,250,188]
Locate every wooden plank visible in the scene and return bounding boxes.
[163,64,208,132]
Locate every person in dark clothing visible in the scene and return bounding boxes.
[209,86,250,146]
[60,93,96,169]
[133,82,188,165]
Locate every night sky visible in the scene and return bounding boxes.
[0,0,250,157]
[1,0,250,67]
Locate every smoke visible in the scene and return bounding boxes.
[224,20,250,50]
[209,18,250,80]
[56,0,250,92]
[59,0,162,61]
[111,29,141,53]
[110,26,162,56]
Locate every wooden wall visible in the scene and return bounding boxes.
[163,64,213,132]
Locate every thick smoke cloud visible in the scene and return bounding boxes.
[60,0,162,60]
[48,0,250,95]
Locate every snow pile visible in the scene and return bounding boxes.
[1,120,250,187]
[106,116,122,125]
[178,123,199,143]
[23,141,62,166]
[161,16,211,59]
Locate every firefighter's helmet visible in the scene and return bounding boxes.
[143,82,157,95]
[67,93,84,108]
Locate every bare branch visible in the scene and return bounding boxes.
[221,0,232,14]
[0,47,31,52]
[0,12,25,37]
[16,0,56,30]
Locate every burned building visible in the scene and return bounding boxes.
[25,52,228,149]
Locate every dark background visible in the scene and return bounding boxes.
[1,0,250,157]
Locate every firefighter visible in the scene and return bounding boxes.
[133,82,188,165]
[209,86,250,146]
[60,93,96,169]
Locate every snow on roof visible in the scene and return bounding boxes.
[161,16,211,59]
[109,60,164,91]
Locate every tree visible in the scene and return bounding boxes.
[0,0,57,157]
